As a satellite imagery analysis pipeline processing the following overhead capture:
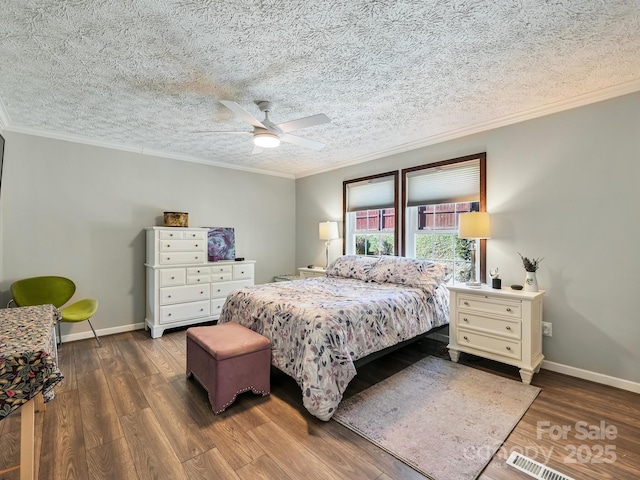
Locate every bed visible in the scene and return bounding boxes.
[218,255,451,421]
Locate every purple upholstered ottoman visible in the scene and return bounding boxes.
[186,322,271,413]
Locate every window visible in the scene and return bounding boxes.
[402,153,486,283]
[343,172,398,256]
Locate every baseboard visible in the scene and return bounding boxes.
[60,322,146,344]
[541,360,640,394]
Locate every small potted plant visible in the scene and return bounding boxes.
[518,253,543,292]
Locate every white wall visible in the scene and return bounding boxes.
[296,92,640,385]
[0,133,296,339]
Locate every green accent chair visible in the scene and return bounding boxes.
[9,276,101,347]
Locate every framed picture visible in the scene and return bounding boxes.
[207,227,235,261]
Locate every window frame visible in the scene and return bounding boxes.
[343,171,399,256]
[401,153,487,282]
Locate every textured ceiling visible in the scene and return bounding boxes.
[1,1,639,178]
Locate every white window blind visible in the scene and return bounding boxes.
[346,175,395,212]
[406,159,480,207]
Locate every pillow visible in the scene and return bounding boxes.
[366,256,452,295]
[325,255,381,281]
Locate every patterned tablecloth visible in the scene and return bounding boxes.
[0,304,64,419]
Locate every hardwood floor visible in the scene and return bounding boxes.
[1,328,639,480]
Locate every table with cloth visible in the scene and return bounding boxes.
[0,304,64,480]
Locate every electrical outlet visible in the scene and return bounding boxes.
[542,322,552,337]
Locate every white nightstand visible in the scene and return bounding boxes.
[298,267,326,278]
[447,284,545,384]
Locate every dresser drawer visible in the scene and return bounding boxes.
[457,312,521,340]
[458,294,522,319]
[211,279,253,299]
[160,239,205,252]
[159,251,205,265]
[457,328,522,360]
[159,268,186,287]
[187,266,211,276]
[159,230,184,240]
[187,274,210,285]
[210,265,233,282]
[160,300,210,324]
[160,284,209,305]
[233,263,254,280]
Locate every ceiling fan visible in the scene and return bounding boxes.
[204,100,330,153]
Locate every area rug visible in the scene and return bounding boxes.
[333,357,540,480]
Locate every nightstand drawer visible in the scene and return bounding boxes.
[457,312,521,340]
[458,294,522,319]
[457,328,521,360]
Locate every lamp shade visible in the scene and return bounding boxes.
[458,212,491,239]
[319,221,339,240]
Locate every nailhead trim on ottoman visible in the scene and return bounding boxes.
[186,322,271,414]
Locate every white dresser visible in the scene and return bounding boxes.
[447,284,544,384]
[145,227,255,338]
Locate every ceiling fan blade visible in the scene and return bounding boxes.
[280,133,326,151]
[252,145,263,155]
[277,113,330,133]
[192,130,251,134]
[219,100,265,129]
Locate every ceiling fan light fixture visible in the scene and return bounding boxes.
[253,132,280,148]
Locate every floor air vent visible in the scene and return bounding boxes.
[506,451,575,480]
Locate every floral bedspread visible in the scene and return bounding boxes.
[218,276,449,421]
[0,304,64,419]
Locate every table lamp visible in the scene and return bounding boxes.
[319,221,339,268]
[458,212,491,287]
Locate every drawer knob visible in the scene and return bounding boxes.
[506,326,511,330]
[167,244,171,248]
[200,291,204,295]
[506,346,511,351]
[200,308,204,312]
[197,279,200,282]
[463,317,468,322]
[217,289,221,292]
[220,276,224,279]
[241,271,244,274]
[463,336,469,340]
[195,256,199,260]
[168,313,172,316]
[167,295,172,298]
[506,308,512,312]
[167,257,171,260]
[464,301,470,306]
[171,276,175,280]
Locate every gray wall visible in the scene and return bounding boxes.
[0,133,296,339]
[296,92,640,384]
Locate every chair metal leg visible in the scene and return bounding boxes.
[87,318,102,347]
[56,322,62,347]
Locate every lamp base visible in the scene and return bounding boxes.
[466,281,483,289]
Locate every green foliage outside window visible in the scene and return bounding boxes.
[416,234,473,283]
[355,234,394,256]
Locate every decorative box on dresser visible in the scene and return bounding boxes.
[447,284,545,384]
[145,227,255,338]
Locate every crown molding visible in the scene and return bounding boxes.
[2,79,639,180]
[1,125,294,179]
[295,79,640,178]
